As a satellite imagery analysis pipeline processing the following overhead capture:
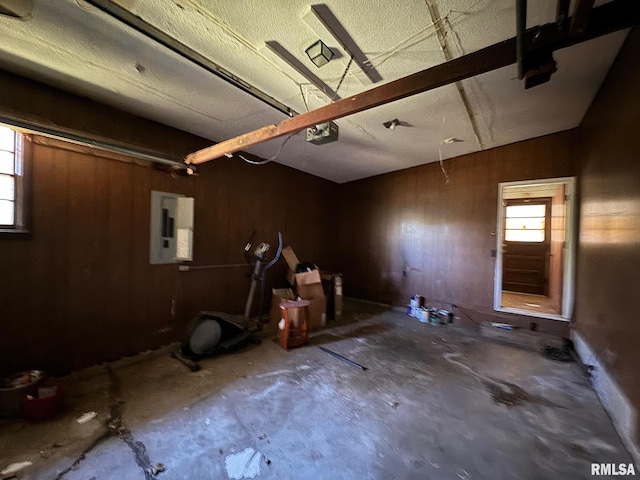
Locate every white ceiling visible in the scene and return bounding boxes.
[0,0,629,183]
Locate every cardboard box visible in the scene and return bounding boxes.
[282,246,300,271]
[270,288,296,325]
[295,269,326,330]
[277,246,326,330]
[286,268,296,288]
[282,246,299,287]
[269,285,325,331]
[282,245,318,288]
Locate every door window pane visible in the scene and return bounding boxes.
[505,229,545,242]
[506,204,545,218]
[0,199,14,225]
[505,203,546,242]
[506,217,545,230]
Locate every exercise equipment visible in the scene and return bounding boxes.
[172,232,282,371]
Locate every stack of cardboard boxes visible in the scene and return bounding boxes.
[270,246,342,331]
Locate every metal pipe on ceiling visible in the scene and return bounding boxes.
[0,115,187,169]
[84,0,296,119]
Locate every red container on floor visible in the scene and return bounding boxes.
[22,383,65,421]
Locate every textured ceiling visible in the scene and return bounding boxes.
[0,0,629,183]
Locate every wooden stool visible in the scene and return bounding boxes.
[278,300,310,350]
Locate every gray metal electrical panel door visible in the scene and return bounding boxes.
[149,191,194,264]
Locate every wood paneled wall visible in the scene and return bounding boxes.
[335,131,578,335]
[0,72,338,375]
[0,70,207,159]
[574,29,640,442]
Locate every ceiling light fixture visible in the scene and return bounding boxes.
[302,5,381,84]
[305,39,333,67]
[262,41,339,100]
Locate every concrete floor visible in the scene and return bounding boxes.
[0,300,635,480]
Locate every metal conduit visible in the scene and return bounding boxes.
[84,0,296,118]
[0,115,187,169]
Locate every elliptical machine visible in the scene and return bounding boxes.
[172,232,283,371]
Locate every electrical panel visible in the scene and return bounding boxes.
[149,191,194,264]
[306,121,339,145]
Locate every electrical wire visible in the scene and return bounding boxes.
[237,132,298,165]
[298,84,310,112]
[334,56,354,96]
[452,305,484,327]
[438,145,451,184]
[362,0,486,70]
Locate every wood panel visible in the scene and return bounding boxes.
[574,28,640,443]
[0,73,338,375]
[336,131,578,336]
[0,70,210,159]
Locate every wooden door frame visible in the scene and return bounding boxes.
[494,177,577,321]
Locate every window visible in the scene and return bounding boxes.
[0,125,28,232]
[505,204,546,242]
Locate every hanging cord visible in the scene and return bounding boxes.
[237,132,298,165]
[438,143,451,184]
[438,115,451,184]
[298,84,310,112]
[334,56,354,97]
[362,0,485,70]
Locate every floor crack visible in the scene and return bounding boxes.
[54,364,164,480]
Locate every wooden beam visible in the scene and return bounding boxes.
[569,0,596,36]
[186,39,514,165]
[190,125,279,164]
[186,0,639,166]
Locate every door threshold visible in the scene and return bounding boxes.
[495,306,569,322]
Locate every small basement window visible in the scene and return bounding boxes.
[504,204,546,242]
[0,125,29,232]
